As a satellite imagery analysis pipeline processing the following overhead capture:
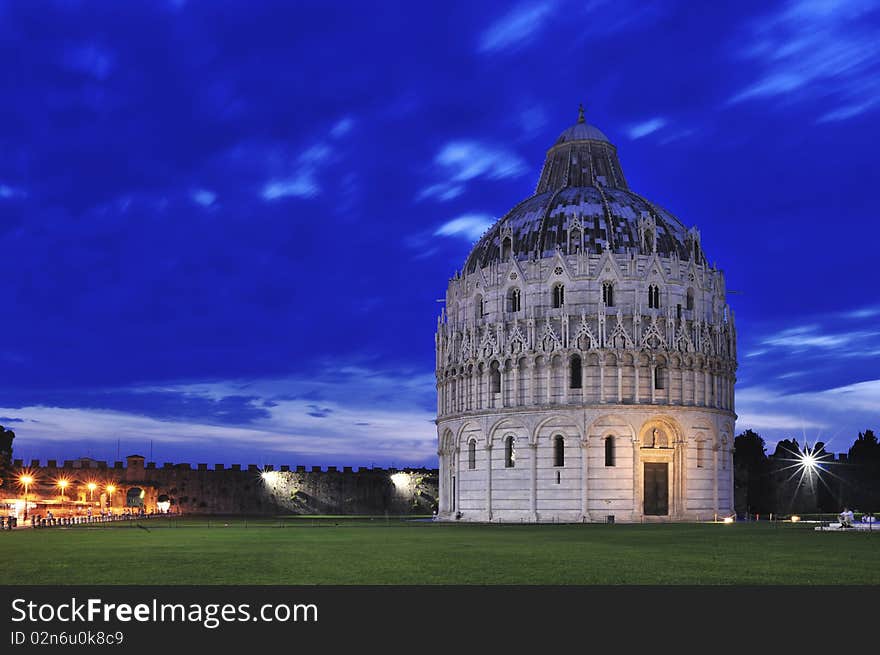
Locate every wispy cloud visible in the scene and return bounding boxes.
[262,173,319,200]
[730,0,880,122]
[191,189,217,207]
[260,123,348,201]
[418,140,526,203]
[417,183,464,203]
[436,141,527,182]
[2,366,438,465]
[627,117,667,140]
[434,213,495,241]
[479,2,556,54]
[761,325,880,353]
[840,305,880,319]
[330,117,354,138]
[0,184,26,199]
[736,379,880,449]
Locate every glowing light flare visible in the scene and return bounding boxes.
[18,473,34,487]
[799,452,817,470]
[390,472,412,489]
[722,516,734,524]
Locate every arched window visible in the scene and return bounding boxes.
[502,237,512,261]
[696,440,705,468]
[605,436,615,467]
[490,362,501,394]
[507,287,521,313]
[648,284,660,309]
[569,228,582,254]
[686,288,694,311]
[475,294,484,319]
[654,366,665,390]
[552,284,565,308]
[468,440,476,470]
[602,282,614,307]
[504,436,516,468]
[569,354,582,389]
[553,435,565,467]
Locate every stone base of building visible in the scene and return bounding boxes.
[436,508,735,523]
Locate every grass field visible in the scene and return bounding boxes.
[2,517,878,585]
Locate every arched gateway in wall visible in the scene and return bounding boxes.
[435,107,737,522]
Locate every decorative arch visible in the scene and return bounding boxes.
[637,416,683,449]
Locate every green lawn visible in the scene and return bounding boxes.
[1,519,878,585]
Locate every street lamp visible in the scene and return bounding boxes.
[19,474,34,522]
[87,482,97,502]
[57,479,69,502]
[106,484,116,510]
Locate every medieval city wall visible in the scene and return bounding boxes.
[10,456,439,516]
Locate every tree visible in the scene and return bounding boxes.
[847,429,880,512]
[733,430,771,515]
[0,425,15,489]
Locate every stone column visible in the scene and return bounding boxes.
[455,446,461,513]
[675,438,683,517]
[485,442,493,521]
[580,437,590,521]
[617,364,623,403]
[650,364,656,404]
[546,360,552,405]
[679,438,688,517]
[531,360,538,405]
[634,362,640,403]
[581,358,588,403]
[632,435,640,520]
[513,363,520,406]
[438,449,447,515]
[712,443,719,519]
[599,362,605,403]
[728,446,735,514]
[499,368,505,408]
[530,442,538,521]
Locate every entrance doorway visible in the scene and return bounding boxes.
[643,463,668,516]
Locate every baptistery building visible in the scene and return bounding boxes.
[435,107,737,522]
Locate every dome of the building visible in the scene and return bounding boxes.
[555,106,610,144]
[463,106,698,274]
[463,187,691,274]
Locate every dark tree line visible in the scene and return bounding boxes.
[734,428,880,516]
[0,425,14,490]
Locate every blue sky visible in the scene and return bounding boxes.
[1,0,878,467]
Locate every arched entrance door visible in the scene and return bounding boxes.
[638,421,680,518]
[643,463,668,515]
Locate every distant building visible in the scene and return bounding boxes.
[435,107,737,522]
